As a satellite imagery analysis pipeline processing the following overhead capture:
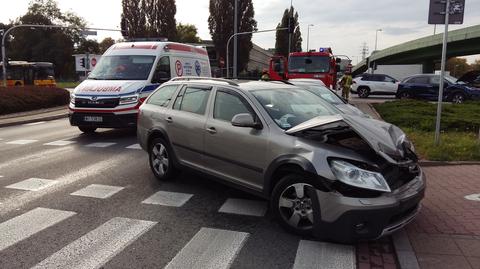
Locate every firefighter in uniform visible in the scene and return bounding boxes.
[340,70,353,102]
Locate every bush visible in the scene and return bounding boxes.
[373,100,480,132]
[0,86,70,115]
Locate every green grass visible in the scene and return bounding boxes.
[56,81,80,89]
[373,100,480,161]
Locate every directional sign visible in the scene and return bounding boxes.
[429,0,465,24]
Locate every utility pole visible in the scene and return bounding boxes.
[233,0,238,79]
[360,42,369,61]
[306,24,314,52]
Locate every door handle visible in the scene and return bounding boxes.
[206,127,217,134]
[165,117,173,123]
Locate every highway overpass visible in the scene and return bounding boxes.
[352,24,480,75]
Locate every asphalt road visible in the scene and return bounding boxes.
[0,119,356,269]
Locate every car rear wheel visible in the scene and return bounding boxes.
[399,91,411,99]
[78,126,97,133]
[357,87,370,98]
[271,174,319,236]
[451,92,466,104]
[149,137,177,180]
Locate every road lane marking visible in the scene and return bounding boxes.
[43,140,76,146]
[0,207,76,251]
[142,190,193,207]
[23,121,46,126]
[71,184,124,199]
[218,198,267,217]
[293,240,356,269]
[5,178,58,191]
[126,143,142,149]
[0,147,74,171]
[0,155,131,214]
[32,217,156,269]
[85,142,117,148]
[164,228,249,269]
[5,139,38,145]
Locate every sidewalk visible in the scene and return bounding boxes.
[0,106,68,128]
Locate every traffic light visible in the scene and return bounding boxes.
[288,18,295,33]
[80,58,86,68]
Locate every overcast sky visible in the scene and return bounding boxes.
[1,0,479,64]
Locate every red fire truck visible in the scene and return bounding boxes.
[268,48,341,88]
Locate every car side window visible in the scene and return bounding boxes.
[214,90,253,122]
[384,76,396,82]
[147,85,178,107]
[375,75,386,82]
[151,56,171,83]
[173,86,211,115]
[361,74,371,81]
[408,77,429,84]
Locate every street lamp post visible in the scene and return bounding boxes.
[2,24,122,87]
[287,0,293,55]
[226,28,288,78]
[306,24,314,52]
[374,28,382,51]
[233,0,238,78]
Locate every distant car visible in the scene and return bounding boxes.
[352,73,399,98]
[396,72,480,104]
[288,79,369,118]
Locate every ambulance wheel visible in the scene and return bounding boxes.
[79,126,97,133]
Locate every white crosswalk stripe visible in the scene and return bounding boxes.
[5,139,38,145]
[165,227,249,269]
[23,121,46,126]
[85,142,117,148]
[142,190,193,207]
[218,198,267,217]
[126,143,142,149]
[32,217,156,269]
[5,178,58,192]
[293,240,356,269]
[0,207,76,251]
[70,184,124,199]
[43,140,76,146]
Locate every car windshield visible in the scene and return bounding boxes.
[251,88,339,130]
[304,85,344,105]
[288,56,330,73]
[88,55,156,80]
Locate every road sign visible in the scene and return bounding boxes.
[80,30,98,36]
[429,0,465,25]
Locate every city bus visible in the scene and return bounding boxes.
[0,61,56,87]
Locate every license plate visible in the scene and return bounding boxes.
[84,116,103,122]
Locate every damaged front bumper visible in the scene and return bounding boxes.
[312,168,426,243]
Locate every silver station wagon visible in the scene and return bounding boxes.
[137,77,425,243]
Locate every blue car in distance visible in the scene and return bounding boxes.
[396,71,480,104]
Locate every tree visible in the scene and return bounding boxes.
[99,37,115,53]
[6,0,87,79]
[275,7,302,57]
[208,0,257,74]
[446,57,471,78]
[76,39,100,54]
[471,59,480,71]
[121,0,177,40]
[176,23,201,43]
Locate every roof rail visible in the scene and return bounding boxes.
[269,80,294,85]
[169,76,239,86]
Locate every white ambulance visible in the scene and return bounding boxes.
[69,42,211,133]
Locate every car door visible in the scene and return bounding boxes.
[428,76,451,101]
[165,84,212,168]
[383,75,399,93]
[203,87,269,191]
[408,76,431,99]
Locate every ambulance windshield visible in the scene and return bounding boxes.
[88,55,156,80]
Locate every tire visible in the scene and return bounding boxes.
[148,137,177,180]
[451,92,466,104]
[15,82,22,86]
[399,91,411,99]
[78,126,97,133]
[271,174,320,236]
[357,87,370,98]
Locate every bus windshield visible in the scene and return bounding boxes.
[88,55,156,80]
[288,56,330,74]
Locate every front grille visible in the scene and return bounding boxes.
[75,97,119,108]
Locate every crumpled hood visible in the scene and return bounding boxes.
[286,114,414,164]
[74,80,146,96]
[335,104,370,118]
[457,70,480,86]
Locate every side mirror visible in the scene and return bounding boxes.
[152,71,170,83]
[231,113,261,129]
[336,58,342,63]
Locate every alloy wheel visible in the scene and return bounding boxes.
[278,183,314,230]
[151,142,169,176]
[452,94,465,104]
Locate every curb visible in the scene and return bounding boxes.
[392,229,420,269]
[366,103,383,120]
[419,160,480,167]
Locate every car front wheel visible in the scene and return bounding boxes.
[271,174,319,236]
[451,92,466,104]
[149,137,177,180]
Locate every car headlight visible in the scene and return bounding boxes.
[330,160,391,193]
[119,95,138,105]
[70,92,75,104]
